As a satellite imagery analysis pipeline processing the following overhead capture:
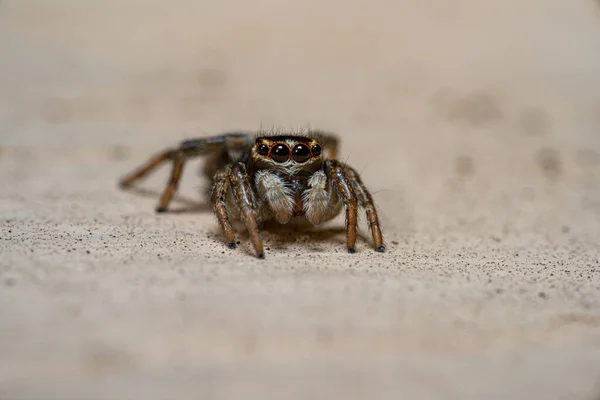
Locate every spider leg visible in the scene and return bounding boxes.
[118,150,172,189]
[210,166,237,249]
[344,167,385,252]
[229,163,265,259]
[155,154,185,212]
[118,148,186,212]
[118,132,253,212]
[324,159,359,253]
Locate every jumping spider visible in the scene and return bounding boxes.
[119,130,385,259]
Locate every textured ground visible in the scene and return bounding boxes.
[2,1,600,399]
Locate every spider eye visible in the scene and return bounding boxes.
[270,144,290,163]
[292,144,311,163]
[257,144,269,156]
[311,144,322,156]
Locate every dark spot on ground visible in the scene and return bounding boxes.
[107,145,130,162]
[518,107,552,137]
[455,155,476,178]
[4,277,16,287]
[535,147,562,182]
[433,89,503,127]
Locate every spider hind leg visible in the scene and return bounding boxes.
[118,132,253,213]
[229,163,265,259]
[210,166,237,249]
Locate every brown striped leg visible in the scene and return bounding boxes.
[344,167,385,252]
[210,166,237,249]
[119,150,172,188]
[229,163,265,259]
[118,148,186,213]
[324,159,359,253]
[118,132,254,213]
[156,155,184,212]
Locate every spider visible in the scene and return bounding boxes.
[118,129,385,259]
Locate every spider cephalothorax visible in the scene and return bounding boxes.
[119,130,385,259]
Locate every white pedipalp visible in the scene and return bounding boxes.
[303,170,332,226]
[254,170,295,224]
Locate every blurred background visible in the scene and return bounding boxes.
[2,0,600,240]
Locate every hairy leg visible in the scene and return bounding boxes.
[118,147,187,213]
[119,151,171,188]
[255,170,294,224]
[118,132,253,212]
[344,167,385,252]
[210,166,237,249]
[229,163,265,259]
[324,159,359,253]
[155,155,184,212]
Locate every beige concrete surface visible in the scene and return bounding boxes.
[2,0,600,398]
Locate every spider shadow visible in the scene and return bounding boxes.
[120,185,212,213]
[121,184,373,254]
[253,218,372,253]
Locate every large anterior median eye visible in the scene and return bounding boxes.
[292,144,311,163]
[270,144,290,163]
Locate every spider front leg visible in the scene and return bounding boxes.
[210,166,237,249]
[324,159,359,253]
[229,163,265,259]
[344,167,385,252]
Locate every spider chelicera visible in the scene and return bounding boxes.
[119,129,385,259]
